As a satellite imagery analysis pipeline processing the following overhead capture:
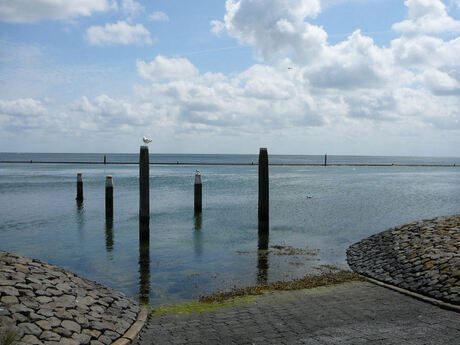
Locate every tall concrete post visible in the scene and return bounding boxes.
[258,148,269,250]
[194,171,202,215]
[139,146,150,242]
[105,176,113,219]
[76,173,83,202]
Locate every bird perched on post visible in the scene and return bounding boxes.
[142,136,152,144]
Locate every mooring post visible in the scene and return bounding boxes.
[139,146,150,241]
[104,155,107,165]
[258,148,269,250]
[105,175,113,218]
[139,240,151,305]
[325,154,327,166]
[76,173,83,202]
[194,171,202,215]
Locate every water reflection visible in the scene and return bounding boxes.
[193,215,203,258]
[139,228,150,305]
[257,250,269,285]
[75,200,85,240]
[105,218,114,254]
[194,214,202,230]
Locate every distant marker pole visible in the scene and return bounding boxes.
[194,171,202,215]
[258,148,269,250]
[76,173,83,202]
[104,155,107,165]
[139,146,150,241]
[105,176,113,218]
[325,154,327,166]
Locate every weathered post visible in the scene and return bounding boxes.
[257,251,269,285]
[139,240,150,305]
[104,155,107,165]
[105,217,114,253]
[194,171,202,215]
[324,154,327,166]
[105,176,113,219]
[76,173,83,202]
[139,146,150,242]
[258,148,269,250]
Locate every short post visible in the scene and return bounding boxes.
[324,154,327,166]
[105,176,113,218]
[194,171,202,215]
[104,155,107,165]
[258,148,269,250]
[76,173,83,202]
[139,146,150,241]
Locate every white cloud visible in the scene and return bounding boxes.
[0,98,46,116]
[137,56,199,81]
[121,0,144,19]
[0,98,53,131]
[149,11,169,22]
[393,0,460,35]
[86,21,152,46]
[0,0,115,23]
[211,0,325,63]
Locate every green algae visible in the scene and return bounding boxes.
[150,295,258,317]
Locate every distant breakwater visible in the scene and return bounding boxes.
[0,161,458,167]
[347,215,460,305]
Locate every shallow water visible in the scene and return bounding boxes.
[0,153,459,304]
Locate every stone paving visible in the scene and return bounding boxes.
[347,214,460,305]
[0,250,140,345]
[135,281,460,345]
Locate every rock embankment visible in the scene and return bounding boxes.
[347,215,459,305]
[0,250,140,345]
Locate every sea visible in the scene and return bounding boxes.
[0,153,459,305]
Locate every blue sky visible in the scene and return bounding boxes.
[0,0,459,155]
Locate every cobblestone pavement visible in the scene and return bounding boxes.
[135,282,460,345]
[0,250,140,345]
[347,214,460,305]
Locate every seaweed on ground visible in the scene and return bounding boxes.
[199,270,364,304]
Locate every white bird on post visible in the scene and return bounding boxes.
[142,136,152,145]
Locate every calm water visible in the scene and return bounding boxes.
[0,153,459,304]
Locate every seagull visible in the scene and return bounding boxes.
[142,136,152,144]
[287,67,294,70]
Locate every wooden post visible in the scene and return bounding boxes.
[105,176,113,218]
[257,251,269,285]
[104,155,107,165]
[324,154,327,166]
[194,171,202,215]
[105,217,114,253]
[139,146,150,241]
[258,148,269,250]
[76,173,83,202]
[139,240,150,305]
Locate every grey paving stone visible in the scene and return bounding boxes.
[135,282,460,345]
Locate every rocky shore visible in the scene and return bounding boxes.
[0,250,141,345]
[347,214,459,305]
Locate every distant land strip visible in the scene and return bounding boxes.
[0,161,457,167]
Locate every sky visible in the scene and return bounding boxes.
[0,0,459,156]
